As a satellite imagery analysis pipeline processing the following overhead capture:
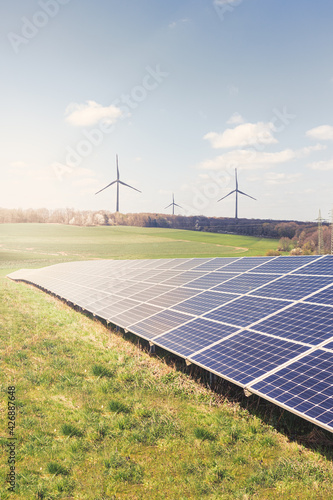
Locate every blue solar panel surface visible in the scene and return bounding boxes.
[250,350,333,427]
[203,295,287,327]
[7,254,333,433]
[253,303,333,345]
[190,330,309,385]
[154,318,238,358]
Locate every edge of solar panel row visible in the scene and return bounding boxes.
[7,254,333,434]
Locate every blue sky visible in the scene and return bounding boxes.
[1,0,333,221]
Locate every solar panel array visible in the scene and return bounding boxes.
[8,255,333,433]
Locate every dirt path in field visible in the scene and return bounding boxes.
[195,241,248,252]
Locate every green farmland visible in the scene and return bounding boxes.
[1,224,333,499]
[0,223,280,269]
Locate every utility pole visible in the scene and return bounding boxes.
[330,208,333,255]
[317,209,323,255]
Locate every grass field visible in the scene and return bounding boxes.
[1,224,333,499]
[0,224,280,270]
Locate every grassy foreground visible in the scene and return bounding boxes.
[1,224,333,499]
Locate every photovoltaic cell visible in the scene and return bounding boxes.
[162,271,206,287]
[203,295,287,328]
[304,285,333,306]
[250,350,333,427]
[291,255,333,276]
[130,284,173,302]
[253,302,333,345]
[154,318,239,358]
[96,298,140,320]
[111,303,163,328]
[148,287,199,307]
[194,257,239,272]
[156,258,193,269]
[183,272,240,290]
[220,256,273,273]
[172,291,238,315]
[115,281,153,297]
[130,309,192,339]
[253,255,320,274]
[171,258,211,270]
[190,330,309,386]
[249,275,333,301]
[212,273,278,294]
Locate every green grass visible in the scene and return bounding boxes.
[0,223,279,269]
[1,224,333,498]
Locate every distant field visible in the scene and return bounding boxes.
[3,224,333,499]
[0,223,279,271]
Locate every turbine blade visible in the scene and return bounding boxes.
[237,189,256,200]
[95,180,117,195]
[118,180,141,193]
[217,190,236,202]
[116,155,119,180]
[165,203,173,209]
[174,203,182,208]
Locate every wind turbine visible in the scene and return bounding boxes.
[95,155,141,213]
[217,168,256,219]
[165,193,182,215]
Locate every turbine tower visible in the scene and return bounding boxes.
[165,193,182,215]
[95,155,141,213]
[217,168,256,219]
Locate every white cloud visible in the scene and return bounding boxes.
[308,159,333,171]
[72,177,99,187]
[228,84,239,96]
[73,167,96,177]
[204,121,277,149]
[214,0,242,4]
[199,149,293,170]
[169,18,190,29]
[65,100,122,127]
[226,112,244,125]
[306,125,333,141]
[300,144,326,155]
[10,161,28,168]
[199,145,324,171]
[264,172,301,185]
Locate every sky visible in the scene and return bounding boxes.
[1,0,333,222]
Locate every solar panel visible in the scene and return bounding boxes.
[203,295,288,328]
[183,272,241,290]
[253,302,333,346]
[305,285,333,305]
[172,291,238,315]
[111,303,163,328]
[249,350,333,429]
[212,273,278,294]
[148,287,199,307]
[154,318,239,358]
[162,271,206,287]
[8,254,333,433]
[253,255,322,274]
[291,255,333,276]
[130,309,193,339]
[249,275,333,301]
[190,330,309,386]
[219,256,273,273]
[194,257,239,272]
